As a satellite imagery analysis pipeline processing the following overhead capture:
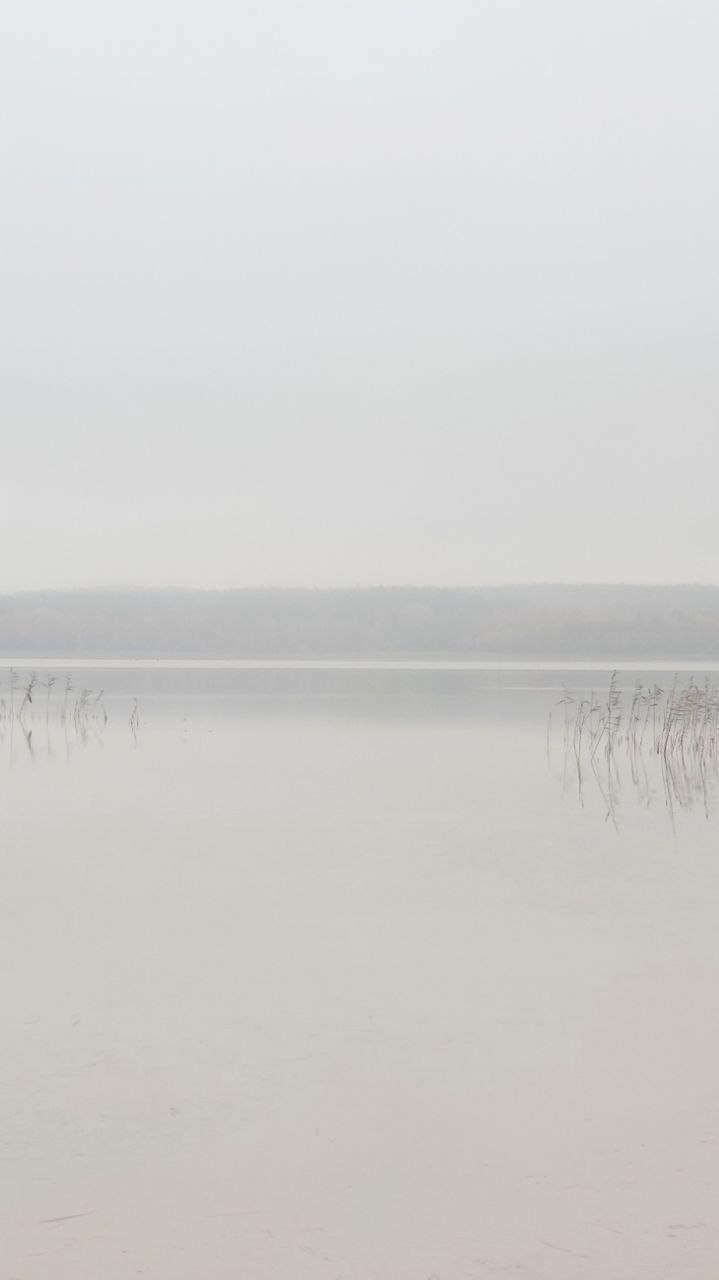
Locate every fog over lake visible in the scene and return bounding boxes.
[4,0,719,1274]
[3,661,719,1278]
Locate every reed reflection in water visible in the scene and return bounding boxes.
[0,669,138,763]
[553,673,719,824]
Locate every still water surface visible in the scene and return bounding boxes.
[2,663,719,1278]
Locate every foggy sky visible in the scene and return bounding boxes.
[2,1,718,590]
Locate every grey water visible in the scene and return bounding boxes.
[3,662,719,1278]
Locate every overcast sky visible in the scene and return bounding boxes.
[2,1,718,589]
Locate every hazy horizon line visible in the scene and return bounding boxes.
[0,582,718,595]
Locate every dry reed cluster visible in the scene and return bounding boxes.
[553,674,719,824]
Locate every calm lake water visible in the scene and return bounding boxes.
[3,662,719,1278]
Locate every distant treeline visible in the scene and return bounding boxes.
[1,586,719,659]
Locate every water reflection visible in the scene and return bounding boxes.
[0,669,136,764]
[553,674,719,824]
